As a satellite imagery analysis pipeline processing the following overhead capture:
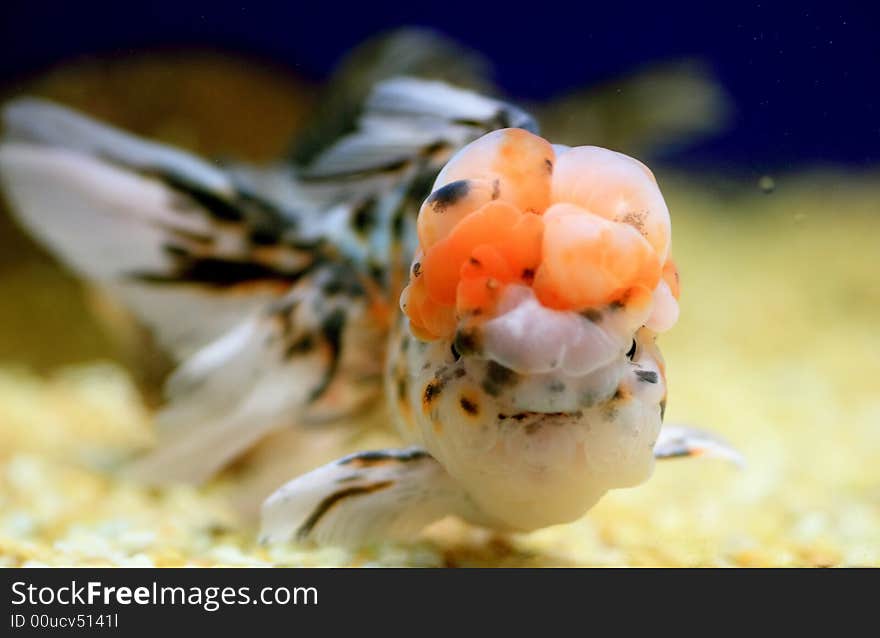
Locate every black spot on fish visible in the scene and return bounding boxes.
[423,382,442,407]
[544,158,553,173]
[427,180,470,213]
[660,398,667,422]
[454,329,482,356]
[352,197,378,236]
[459,396,479,415]
[285,335,314,358]
[162,243,189,258]
[548,380,566,393]
[482,360,519,397]
[581,308,602,322]
[521,268,535,283]
[491,179,500,199]
[412,262,422,277]
[635,370,658,384]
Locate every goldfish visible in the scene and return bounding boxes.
[0,74,740,546]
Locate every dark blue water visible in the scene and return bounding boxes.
[1,1,877,169]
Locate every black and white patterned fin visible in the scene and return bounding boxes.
[300,77,536,182]
[654,425,744,466]
[0,99,315,360]
[287,27,492,167]
[260,448,480,546]
[0,78,539,484]
[126,263,384,484]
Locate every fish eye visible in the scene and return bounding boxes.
[626,339,637,360]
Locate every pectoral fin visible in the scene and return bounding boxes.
[654,425,744,467]
[260,448,479,546]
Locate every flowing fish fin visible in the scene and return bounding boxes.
[124,316,317,483]
[300,76,536,182]
[0,79,538,484]
[654,425,745,467]
[126,264,383,484]
[0,98,314,360]
[260,448,479,546]
[287,27,491,166]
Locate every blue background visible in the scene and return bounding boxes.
[1,1,877,169]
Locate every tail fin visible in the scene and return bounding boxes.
[298,76,536,180]
[287,27,492,166]
[0,98,309,361]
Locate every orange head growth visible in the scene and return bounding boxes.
[402,128,676,341]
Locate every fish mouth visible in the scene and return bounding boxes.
[479,285,642,378]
